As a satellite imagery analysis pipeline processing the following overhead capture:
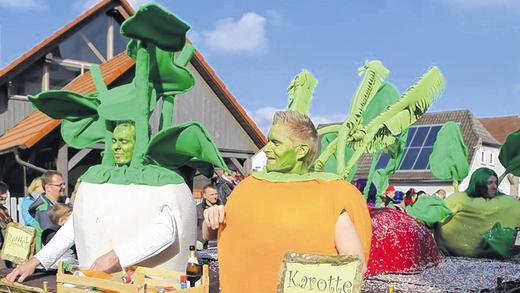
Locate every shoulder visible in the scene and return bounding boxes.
[494,195,520,208]
[445,192,467,202]
[327,180,364,198]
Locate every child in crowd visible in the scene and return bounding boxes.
[49,204,72,227]
[42,204,77,267]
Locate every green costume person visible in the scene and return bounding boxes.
[436,167,520,258]
[6,4,230,283]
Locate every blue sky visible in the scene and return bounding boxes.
[1,0,519,133]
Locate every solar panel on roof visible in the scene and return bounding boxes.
[373,124,443,172]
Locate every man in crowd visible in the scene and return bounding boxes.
[203,111,372,292]
[434,189,447,200]
[197,184,220,243]
[213,168,237,205]
[29,171,66,251]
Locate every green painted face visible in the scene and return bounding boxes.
[112,123,136,166]
[264,124,308,174]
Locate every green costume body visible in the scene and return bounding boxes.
[436,192,520,257]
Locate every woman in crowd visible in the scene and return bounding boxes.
[21,177,44,227]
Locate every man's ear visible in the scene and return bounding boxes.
[296,144,310,161]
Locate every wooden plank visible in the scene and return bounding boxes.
[56,144,68,195]
[57,274,138,293]
[67,148,91,171]
[229,157,246,175]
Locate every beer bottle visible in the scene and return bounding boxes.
[186,245,202,288]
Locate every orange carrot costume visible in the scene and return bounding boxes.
[218,172,372,293]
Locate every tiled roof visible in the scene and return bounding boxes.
[0,0,266,154]
[318,109,501,182]
[0,52,134,154]
[479,115,520,144]
[0,0,133,86]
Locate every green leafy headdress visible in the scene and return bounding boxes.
[28,3,229,185]
[316,60,445,179]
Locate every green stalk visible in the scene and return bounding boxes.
[363,152,381,201]
[160,94,175,130]
[131,46,151,167]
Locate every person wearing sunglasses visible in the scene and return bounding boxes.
[28,170,67,252]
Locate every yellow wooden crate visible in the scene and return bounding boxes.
[56,262,209,293]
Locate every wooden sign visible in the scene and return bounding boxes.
[1,222,35,264]
[278,253,363,293]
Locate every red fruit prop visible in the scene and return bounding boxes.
[366,207,442,276]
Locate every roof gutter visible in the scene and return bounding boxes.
[14,149,47,173]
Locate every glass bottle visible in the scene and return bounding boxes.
[185,245,202,288]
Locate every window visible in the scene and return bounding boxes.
[9,60,44,96]
[489,153,494,165]
[53,13,128,64]
[48,63,81,90]
[376,124,443,171]
[481,151,486,164]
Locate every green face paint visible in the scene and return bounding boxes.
[112,123,136,166]
[265,124,304,174]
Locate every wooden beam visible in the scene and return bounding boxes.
[42,63,49,91]
[243,158,252,176]
[79,32,106,63]
[68,148,92,171]
[107,18,114,59]
[220,151,252,160]
[57,144,69,195]
[229,157,247,176]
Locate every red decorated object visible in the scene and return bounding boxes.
[366,207,443,276]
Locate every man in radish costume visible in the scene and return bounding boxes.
[6,4,228,282]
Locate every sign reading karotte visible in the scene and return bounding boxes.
[278,253,363,293]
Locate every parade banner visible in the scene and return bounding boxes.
[278,253,363,293]
[1,223,35,264]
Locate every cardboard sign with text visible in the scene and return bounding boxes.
[1,223,35,264]
[278,252,363,293]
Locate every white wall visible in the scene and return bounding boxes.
[461,145,511,195]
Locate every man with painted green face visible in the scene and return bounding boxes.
[6,121,178,282]
[112,122,136,166]
[203,111,372,293]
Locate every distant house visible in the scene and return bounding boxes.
[321,110,519,196]
[0,0,266,219]
[479,115,520,196]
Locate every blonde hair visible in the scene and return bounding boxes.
[49,204,72,225]
[272,111,319,166]
[27,177,43,194]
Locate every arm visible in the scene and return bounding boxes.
[202,205,225,241]
[93,205,177,272]
[4,215,75,283]
[335,212,366,272]
[21,199,36,227]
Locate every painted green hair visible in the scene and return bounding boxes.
[465,167,503,198]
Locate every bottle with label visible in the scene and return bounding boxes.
[186,245,202,288]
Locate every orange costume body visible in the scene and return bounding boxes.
[218,173,372,293]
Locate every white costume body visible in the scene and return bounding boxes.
[35,182,196,272]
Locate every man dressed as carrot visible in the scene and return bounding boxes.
[204,107,372,292]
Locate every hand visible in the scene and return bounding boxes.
[203,205,226,230]
[89,250,122,273]
[4,257,40,283]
